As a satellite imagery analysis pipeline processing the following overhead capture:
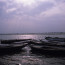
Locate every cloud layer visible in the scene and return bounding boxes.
[0,0,65,33]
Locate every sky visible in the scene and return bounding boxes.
[0,0,65,33]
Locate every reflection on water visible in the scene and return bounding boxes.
[0,34,65,40]
[0,46,65,65]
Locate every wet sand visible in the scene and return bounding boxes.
[0,46,65,65]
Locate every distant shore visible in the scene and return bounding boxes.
[0,32,65,35]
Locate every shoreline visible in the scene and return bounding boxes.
[0,32,65,35]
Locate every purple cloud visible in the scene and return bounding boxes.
[0,0,65,33]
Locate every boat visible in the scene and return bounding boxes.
[45,37,65,42]
[0,42,28,52]
[30,44,65,55]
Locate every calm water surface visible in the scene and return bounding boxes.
[0,34,65,65]
[0,34,65,40]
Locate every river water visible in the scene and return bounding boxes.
[0,34,65,65]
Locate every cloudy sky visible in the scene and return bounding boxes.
[0,0,65,33]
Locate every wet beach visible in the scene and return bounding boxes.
[0,34,65,65]
[0,45,65,65]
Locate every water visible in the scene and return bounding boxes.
[0,34,65,40]
[0,34,65,65]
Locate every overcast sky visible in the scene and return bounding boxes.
[0,0,65,33]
